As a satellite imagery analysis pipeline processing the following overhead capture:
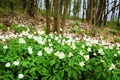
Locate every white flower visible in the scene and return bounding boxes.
[3,45,8,49]
[27,34,33,39]
[87,47,92,52]
[48,39,51,42]
[58,40,61,43]
[62,39,66,43]
[109,63,115,71]
[71,44,76,50]
[101,59,105,63]
[61,42,65,45]
[54,51,65,59]
[93,39,98,44]
[38,51,42,56]
[104,46,108,49]
[13,61,19,66]
[101,40,107,45]
[59,52,65,59]
[114,54,117,57]
[81,44,85,48]
[55,37,59,41]
[49,43,53,47]
[54,31,57,34]
[84,55,90,61]
[60,28,63,31]
[2,38,6,42]
[109,46,113,49]
[79,51,84,56]
[5,62,11,67]
[18,74,24,79]
[28,46,33,54]
[21,31,29,36]
[59,34,62,38]
[44,47,49,52]
[54,51,60,57]
[79,61,85,67]
[93,53,97,56]
[109,67,112,71]
[27,27,30,32]
[98,48,103,53]
[33,36,45,45]
[46,50,51,54]
[86,42,92,47]
[118,51,120,54]
[98,48,104,55]
[68,52,73,57]
[38,40,45,45]
[19,38,26,44]
[116,47,119,50]
[0,35,4,39]
[37,31,45,35]
[66,41,71,46]
[116,43,120,47]
[34,32,36,34]
[44,47,53,54]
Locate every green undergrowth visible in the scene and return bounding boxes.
[114,38,120,43]
[0,31,120,80]
[108,21,120,34]
[10,24,28,33]
[0,23,7,31]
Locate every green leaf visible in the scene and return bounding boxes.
[41,76,49,80]
[49,76,56,80]
[96,73,102,79]
[30,67,37,75]
[50,60,56,66]
[94,67,102,72]
[42,68,49,75]
[86,65,92,71]
[68,69,72,78]
[72,70,78,80]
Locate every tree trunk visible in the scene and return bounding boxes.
[111,0,117,21]
[69,0,71,16]
[60,0,64,16]
[95,0,106,26]
[23,0,28,12]
[103,0,109,26]
[61,0,70,34]
[82,0,86,22]
[117,0,120,27]
[53,0,60,33]
[73,0,77,19]
[10,1,14,12]
[46,0,50,34]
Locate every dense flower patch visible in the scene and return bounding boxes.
[0,28,120,80]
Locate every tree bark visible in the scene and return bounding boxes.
[53,0,60,33]
[46,0,50,34]
[82,0,86,22]
[61,0,70,33]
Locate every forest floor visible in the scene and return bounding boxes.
[0,12,120,44]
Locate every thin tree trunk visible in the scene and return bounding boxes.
[82,0,86,22]
[60,0,64,16]
[103,0,109,26]
[10,1,14,12]
[117,0,120,27]
[53,0,60,33]
[46,0,50,34]
[73,0,77,19]
[61,0,70,34]
[23,0,28,12]
[69,0,71,16]
[111,0,117,21]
